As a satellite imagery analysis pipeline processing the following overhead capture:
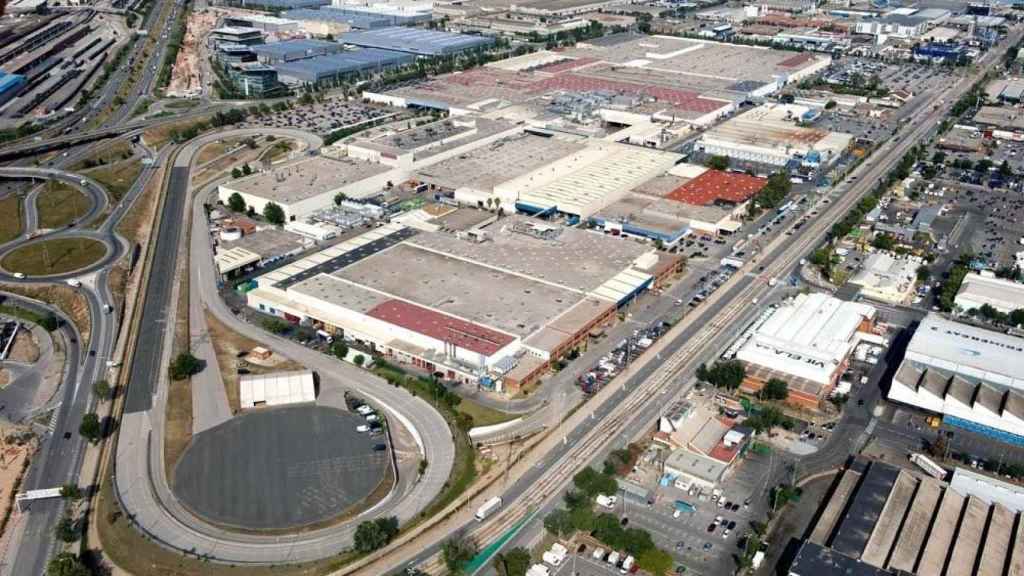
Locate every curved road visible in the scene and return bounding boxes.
[111,127,457,564]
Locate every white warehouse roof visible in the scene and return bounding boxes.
[736,292,875,386]
[954,273,1024,315]
[240,370,316,409]
[904,314,1024,390]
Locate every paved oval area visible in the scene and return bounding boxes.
[173,405,389,530]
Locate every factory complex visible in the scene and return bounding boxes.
[953,271,1024,315]
[734,293,880,411]
[245,219,681,393]
[365,34,831,127]
[790,458,1024,576]
[888,314,1024,445]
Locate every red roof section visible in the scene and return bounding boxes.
[778,52,815,68]
[367,299,515,357]
[666,170,767,206]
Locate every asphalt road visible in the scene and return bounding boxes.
[109,127,458,563]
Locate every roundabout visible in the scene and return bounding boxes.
[172,405,391,531]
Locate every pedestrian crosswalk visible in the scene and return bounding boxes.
[45,404,61,434]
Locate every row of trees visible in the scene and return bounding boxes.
[353,516,399,553]
[696,360,745,390]
[225,192,286,225]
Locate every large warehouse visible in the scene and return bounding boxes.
[245,219,681,393]
[274,48,413,84]
[217,156,393,222]
[736,292,878,410]
[697,103,853,167]
[888,314,1024,444]
[953,272,1024,315]
[339,27,494,56]
[790,458,1024,576]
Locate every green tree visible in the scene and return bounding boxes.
[872,233,897,251]
[263,201,286,225]
[78,413,101,444]
[54,515,78,542]
[93,379,112,401]
[636,548,674,576]
[242,163,252,176]
[169,352,201,380]
[261,318,290,334]
[441,532,478,575]
[334,192,348,206]
[354,354,365,367]
[353,516,399,553]
[760,378,789,401]
[543,508,575,537]
[697,360,746,390]
[331,340,349,360]
[59,483,82,499]
[228,192,246,212]
[1010,309,1024,327]
[705,155,730,170]
[231,167,242,179]
[1000,160,1014,177]
[39,313,59,332]
[492,547,531,576]
[931,151,947,164]
[45,552,90,576]
[916,264,931,283]
[572,466,618,498]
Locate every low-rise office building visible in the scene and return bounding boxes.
[954,272,1024,315]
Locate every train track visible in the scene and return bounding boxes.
[403,49,999,576]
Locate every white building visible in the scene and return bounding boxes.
[697,103,853,168]
[217,156,393,222]
[888,314,1024,442]
[736,292,877,408]
[239,370,317,409]
[954,272,1024,315]
[849,252,922,305]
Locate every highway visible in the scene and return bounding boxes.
[109,127,457,563]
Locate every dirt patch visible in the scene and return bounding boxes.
[203,311,304,415]
[6,329,39,363]
[166,10,217,97]
[195,138,241,166]
[36,181,91,229]
[0,194,22,244]
[1,237,107,276]
[0,429,36,539]
[83,159,143,200]
[70,141,134,171]
[164,241,192,473]
[117,159,165,245]
[0,283,91,347]
[0,370,8,388]
[191,139,279,189]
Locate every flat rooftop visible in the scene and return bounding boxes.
[367,298,515,356]
[701,103,853,154]
[414,133,586,192]
[347,117,516,161]
[340,26,493,55]
[665,170,766,205]
[333,242,583,339]
[223,156,391,205]
[221,228,306,260]
[905,314,1024,391]
[406,215,653,293]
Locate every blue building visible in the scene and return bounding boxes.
[274,48,413,84]
[0,71,26,106]
[913,43,967,63]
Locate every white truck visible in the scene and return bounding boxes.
[910,453,947,480]
[621,555,635,573]
[65,279,82,288]
[606,551,620,566]
[475,496,502,521]
[596,494,617,509]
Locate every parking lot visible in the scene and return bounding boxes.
[240,98,402,135]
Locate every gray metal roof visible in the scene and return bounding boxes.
[274,48,413,82]
[282,8,391,29]
[339,26,494,56]
[252,38,340,59]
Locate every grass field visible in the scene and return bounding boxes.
[85,160,142,200]
[36,182,90,229]
[0,194,21,244]
[70,140,133,171]
[1,238,106,275]
[455,397,520,427]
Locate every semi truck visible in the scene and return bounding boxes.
[475,496,502,521]
[910,453,947,480]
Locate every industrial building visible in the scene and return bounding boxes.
[789,458,1024,576]
[849,252,922,305]
[365,35,829,123]
[240,0,329,8]
[341,117,520,169]
[208,26,265,48]
[328,0,433,25]
[283,7,393,35]
[736,292,879,410]
[853,7,951,38]
[954,272,1024,315]
[0,71,25,106]
[251,38,343,63]
[339,27,495,56]
[657,400,748,490]
[225,62,281,97]
[224,13,301,33]
[215,227,307,278]
[888,314,1024,444]
[697,103,853,168]
[240,370,317,409]
[244,219,680,393]
[217,156,392,222]
[273,48,412,84]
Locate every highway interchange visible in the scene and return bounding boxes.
[0,11,1017,576]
